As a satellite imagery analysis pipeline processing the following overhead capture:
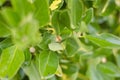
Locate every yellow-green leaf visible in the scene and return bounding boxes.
[0,46,25,79]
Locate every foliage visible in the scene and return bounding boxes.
[0,0,120,80]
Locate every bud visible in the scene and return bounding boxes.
[101,57,107,63]
[56,36,62,42]
[29,47,35,53]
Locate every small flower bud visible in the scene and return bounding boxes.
[101,57,107,63]
[56,36,62,42]
[29,47,35,53]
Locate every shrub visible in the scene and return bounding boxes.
[0,0,120,80]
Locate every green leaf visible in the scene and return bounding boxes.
[11,0,33,16]
[0,46,25,79]
[39,51,59,79]
[22,61,41,80]
[83,8,93,24]
[47,76,57,80]
[39,33,54,50]
[87,59,113,80]
[87,64,112,80]
[23,49,32,66]
[68,0,83,29]
[0,38,13,49]
[86,33,120,48]
[62,63,78,80]
[59,10,71,30]
[97,62,120,77]
[10,73,21,80]
[101,0,116,16]
[60,28,72,40]
[2,8,21,27]
[48,42,64,51]
[0,22,10,37]
[93,48,113,57]
[0,48,2,55]
[34,0,50,26]
[52,10,70,35]
[63,63,78,75]
[55,65,62,77]
[51,11,61,35]
[0,13,11,37]
[65,37,80,57]
[80,21,88,32]
[114,51,120,68]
